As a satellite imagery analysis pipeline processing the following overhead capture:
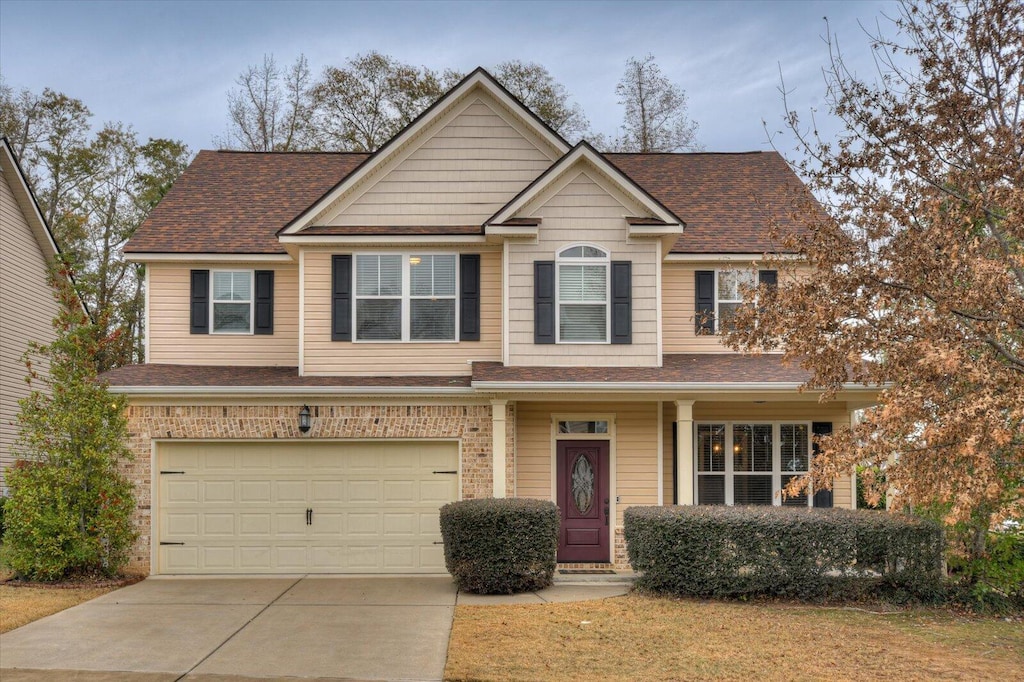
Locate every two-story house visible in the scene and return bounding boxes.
[104,69,878,575]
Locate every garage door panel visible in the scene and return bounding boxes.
[203,481,235,503]
[158,441,458,574]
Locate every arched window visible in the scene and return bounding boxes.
[556,244,609,342]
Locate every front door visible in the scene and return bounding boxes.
[556,440,610,562]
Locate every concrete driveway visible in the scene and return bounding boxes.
[0,576,458,682]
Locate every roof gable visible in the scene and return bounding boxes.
[1,137,59,262]
[282,68,571,235]
[487,142,683,240]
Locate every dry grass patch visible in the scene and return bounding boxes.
[445,594,1022,681]
[0,583,118,633]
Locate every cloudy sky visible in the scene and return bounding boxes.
[1,0,902,156]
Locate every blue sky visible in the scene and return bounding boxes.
[0,0,901,155]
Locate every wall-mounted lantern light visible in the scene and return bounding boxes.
[299,405,311,433]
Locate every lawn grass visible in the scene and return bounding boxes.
[445,593,1022,681]
[0,583,118,633]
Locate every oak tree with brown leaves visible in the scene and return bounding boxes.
[727,0,1023,561]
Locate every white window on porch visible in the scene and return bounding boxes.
[695,422,813,506]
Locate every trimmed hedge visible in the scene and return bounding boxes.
[625,505,944,601]
[440,498,558,594]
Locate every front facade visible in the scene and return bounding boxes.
[106,70,877,574]
[0,138,63,491]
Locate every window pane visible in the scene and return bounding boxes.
[213,271,250,301]
[560,304,606,341]
[698,475,725,505]
[718,269,754,301]
[733,424,772,472]
[781,424,809,472]
[356,255,402,296]
[782,474,810,506]
[582,246,606,258]
[411,255,455,296]
[718,302,742,332]
[697,424,725,472]
[560,245,584,258]
[213,303,250,332]
[558,420,608,434]
[734,475,773,505]
[559,265,606,303]
[356,299,401,340]
[410,299,455,340]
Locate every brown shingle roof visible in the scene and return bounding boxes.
[126,149,813,255]
[608,152,813,253]
[101,364,471,389]
[472,354,814,385]
[126,151,369,254]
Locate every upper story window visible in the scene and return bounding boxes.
[557,244,609,343]
[212,270,253,334]
[716,269,756,333]
[354,254,457,342]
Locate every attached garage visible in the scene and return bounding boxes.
[156,440,459,574]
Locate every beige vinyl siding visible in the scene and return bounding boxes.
[659,400,853,508]
[147,263,299,366]
[325,96,555,227]
[1,169,60,485]
[507,169,660,366]
[663,261,812,353]
[302,249,502,376]
[515,401,660,526]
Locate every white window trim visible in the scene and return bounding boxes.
[210,269,254,335]
[694,421,813,506]
[352,252,459,343]
[714,268,757,336]
[555,243,610,344]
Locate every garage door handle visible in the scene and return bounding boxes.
[433,470,457,474]
[159,470,185,475]
[160,541,185,546]
[306,508,312,525]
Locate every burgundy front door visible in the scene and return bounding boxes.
[556,440,610,562]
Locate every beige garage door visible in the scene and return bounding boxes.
[157,441,459,574]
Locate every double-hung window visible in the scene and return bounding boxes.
[211,270,253,334]
[716,269,756,333]
[354,253,457,341]
[557,245,608,343]
[696,422,813,506]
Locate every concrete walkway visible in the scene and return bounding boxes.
[0,575,631,681]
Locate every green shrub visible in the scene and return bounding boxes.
[4,460,135,581]
[440,498,558,594]
[624,505,944,601]
[947,525,1024,612]
[0,495,7,540]
[856,465,887,510]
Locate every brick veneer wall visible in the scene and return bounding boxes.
[123,401,514,573]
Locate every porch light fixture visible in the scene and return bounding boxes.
[298,405,311,433]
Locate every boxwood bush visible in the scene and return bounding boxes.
[625,505,944,601]
[440,498,558,594]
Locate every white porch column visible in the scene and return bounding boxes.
[491,399,508,498]
[675,400,695,505]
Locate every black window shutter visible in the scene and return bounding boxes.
[460,254,480,341]
[812,421,834,508]
[254,270,274,335]
[611,260,632,344]
[534,260,555,344]
[759,269,778,287]
[695,270,715,334]
[190,269,209,334]
[331,255,352,341]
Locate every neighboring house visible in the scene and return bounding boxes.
[0,137,63,492]
[104,69,878,575]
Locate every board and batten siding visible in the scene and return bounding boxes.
[302,249,502,376]
[323,95,557,227]
[146,263,299,366]
[660,400,853,508]
[1,168,60,486]
[515,401,660,526]
[507,169,661,367]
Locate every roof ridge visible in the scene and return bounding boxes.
[604,150,768,156]
[206,149,372,155]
